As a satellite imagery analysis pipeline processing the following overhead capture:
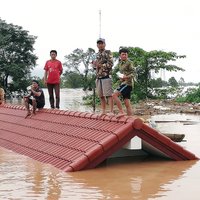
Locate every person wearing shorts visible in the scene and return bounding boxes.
[24,80,45,118]
[92,38,114,116]
[112,48,135,116]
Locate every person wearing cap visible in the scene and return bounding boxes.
[24,80,45,118]
[112,48,135,117]
[44,50,63,109]
[92,38,114,116]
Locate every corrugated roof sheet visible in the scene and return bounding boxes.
[0,104,198,172]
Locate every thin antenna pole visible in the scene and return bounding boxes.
[99,10,101,38]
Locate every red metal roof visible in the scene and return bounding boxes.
[0,104,198,172]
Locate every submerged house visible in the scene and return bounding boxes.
[0,104,198,172]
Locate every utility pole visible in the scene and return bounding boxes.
[99,10,101,38]
[93,10,102,113]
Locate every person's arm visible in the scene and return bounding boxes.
[24,93,31,99]
[31,89,41,97]
[43,61,48,85]
[44,70,47,85]
[59,61,63,75]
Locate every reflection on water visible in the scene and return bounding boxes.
[70,159,198,200]
[1,89,200,199]
[0,147,199,200]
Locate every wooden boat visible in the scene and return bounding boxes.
[163,133,185,142]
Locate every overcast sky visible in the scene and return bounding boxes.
[0,0,200,83]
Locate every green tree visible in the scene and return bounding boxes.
[150,78,168,88]
[63,48,96,90]
[113,47,185,99]
[0,18,37,93]
[178,77,185,86]
[168,76,178,88]
[62,71,83,88]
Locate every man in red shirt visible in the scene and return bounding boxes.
[44,50,63,109]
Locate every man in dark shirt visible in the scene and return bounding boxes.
[24,80,45,118]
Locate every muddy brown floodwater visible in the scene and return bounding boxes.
[1,89,200,199]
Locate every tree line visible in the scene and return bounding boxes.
[1,18,199,102]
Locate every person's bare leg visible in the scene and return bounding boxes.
[112,92,125,117]
[32,98,37,115]
[107,96,115,116]
[124,98,132,116]
[24,97,31,118]
[99,96,106,117]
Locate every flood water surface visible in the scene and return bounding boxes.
[1,89,200,199]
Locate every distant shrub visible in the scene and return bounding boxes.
[176,86,200,103]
